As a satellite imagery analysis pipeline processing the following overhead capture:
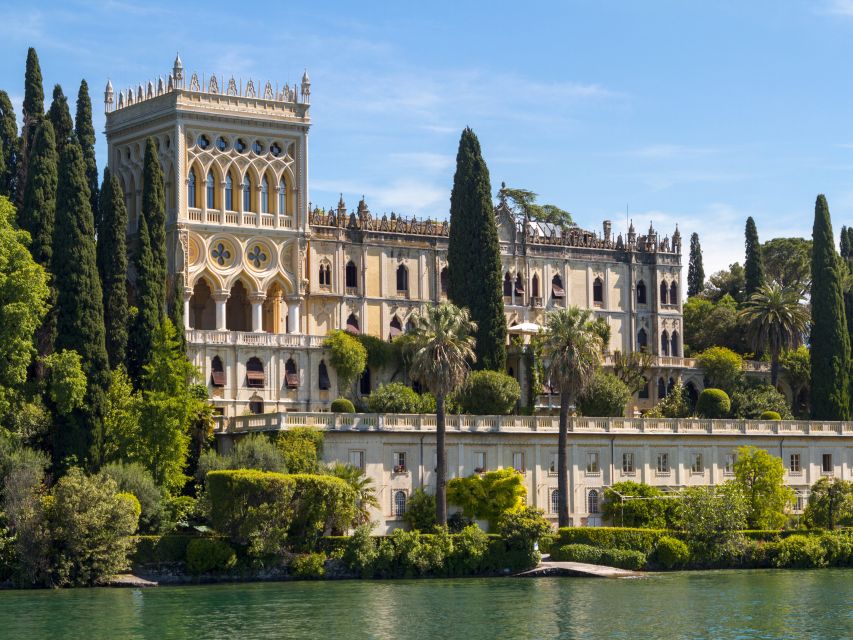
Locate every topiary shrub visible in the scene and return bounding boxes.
[552,544,603,563]
[290,552,326,578]
[367,383,427,414]
[653,536,690,569]
[456,370,521,415]
[731,384,792,419]
[555,527,668,555]
[331,398,355,413]
[186,538,237,574]
[600,548,647,570]
[759,410,781,420]
[578,371,632,417]
[696,388,730,418]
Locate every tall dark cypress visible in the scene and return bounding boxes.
[169,272,187,353]
[47,85,74,155]
[75,80,99,225]
[687,232,705,297]
[0,90,18,199]
[52,140,110,466]
[447,127,506,370]
[19,121,58,375]
[143,137,167,293]
[841,225,850,260]
[810,195,851,420]
[744,216,764,297]
[17,48,45,207]
[97,169,129,369]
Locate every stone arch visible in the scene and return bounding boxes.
[225,271,261,296]
[390,314,403,339]
[263,280,287,334]
[189,276,216,330]
[226,279,252,332]
[189,267,224,292]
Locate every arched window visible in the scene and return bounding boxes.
[260,176,269,214]
[246,357,264,388]
[394,490,407,517]
[552,274,565,299]
[587,489,600,514]
[396,264,409,294]
[249,397,264,414]
[503,272,513,297]
[211,356,225,387]
[319,261,331,287]
[206,170,215,209]
[187,169,197,207]
[637,280,647,304]
[670,282,678,304]
[532,273,540,299]
[278,178,287,214]
[593,277,604,304]
[345,261,358,290]
[660,281,668,305]
[515,273,525,297]
[440,267,449,295]
[242,176,252,211]
[671,331,680,357]
[390,315,403,339]
[346,313,360,334]
[359,367,371,395]
[318,360,331,391]
[657,377,667,399]
[285,358,298,389]
[637,328,648,351]
[550,489,560,514]
[661,330,670,356]
[638,376,649,399]
[225,172,234,210]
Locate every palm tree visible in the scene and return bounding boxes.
[739,282,810,387]
[407,303,477,525]
[328,461,380,528]
[540,307,603,527]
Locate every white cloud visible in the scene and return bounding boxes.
[822,0,853,15]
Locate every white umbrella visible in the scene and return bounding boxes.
[507,322,542,334]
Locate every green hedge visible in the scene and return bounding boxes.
[555,527,669,555]
[551,544,647,570]
[132,535,199,565]
[186,538,237,574]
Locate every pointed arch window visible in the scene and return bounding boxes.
[206,171,216,209]
[658,377,667,399]
[359,367,371,395]
[660,281,669,305]
[637,328,648,351]
[394,490,407,517]
[593,277,604,305]
[318,360,331,390]
[285,358,298,389]
[671,331,680,357]
[225,173,234,210]
[396,264,409,294]
[278,178,287,214]
[319,261,331,287]
[550,489,560,514]
[390,315,403,339]
[187,170,197,208]
[346,313,360,334]
[243,176,252,211]
[532,273,540,299]
[638,377,650,399]
[515,273,525,296]
[669,282,678,304]
[637,280,647,304]
[345,261,358,290]
[246,357,265,388]
[552,274,565,299]
[661,330,670,356]
[211,356,225,387]
[503,272,513,297]
[440,267,449,296]
[261,176,270,214]
[588,489,600,514]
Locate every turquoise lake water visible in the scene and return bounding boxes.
[0,570,850,639]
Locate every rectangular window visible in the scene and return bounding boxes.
[586,452,600,474]
[349,450,364,471]
[622,452,635,474]
[393,451,407,473]
[795,493,806,512]
[789,453,801,473]
[549,453,558,475]
[657,452,669,473]
[473,451,486,472]
[512,452,525,473]
[724,453,736,474]
[822,453,833,474]
[691,453,704,474]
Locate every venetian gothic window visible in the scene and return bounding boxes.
[225,173,234,210]
[319,261,331,287]
[243,177,252,211]
[345,261,358,290]
[285,358,298,389]
[587,489,600,514]
[440,267,449,296]
[206,170,216,209]
[671,331,680,357]
[637,280,647,304]
[658,377,667,399]
[661,330,670,356]
[210,356,225,387]
[660,281,669,305]
[396,264,409,294]
[670,282,678,304]
[550,489,560,514]
[390,315,403,339]
[593,277,604,304]
[552,274,565,299]
[261,176,270,214]
[187,169,197,208]
[346,313,360,334]
[531,273,540,298]
[318,360,331,390]
[278,178,287,214]
[246,357,265,388]
[503,272,513,297]
[637,328,648,351]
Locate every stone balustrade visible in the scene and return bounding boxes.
[187,329,326,348]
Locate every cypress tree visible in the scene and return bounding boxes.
[143,136,167,292]
[0,90,18,199]
[847,227,853,261]
[744,216,764,297]
[687,232,705,297]
[75,80,99,225]
[52,140,110,466]
[169,272,187,353]
[810,195,851,420]
[48,84,74,155]
[447,127,506,371]
[97,169,129,370]
[17,47,44,207]
[19,121,58,375]
[841,225,850,260]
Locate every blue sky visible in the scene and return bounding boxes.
[5,0,853,275]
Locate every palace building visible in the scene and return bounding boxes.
[104,57,704,418]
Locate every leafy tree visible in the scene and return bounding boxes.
[99,461,165,534]
[687,232,705,297]
[52,141,110,467]
[703,263,746,303]
[674,483,747,562]
[197,433,287,482]
[367,382,429,414]
[810,194,850,420]
[401,488,436,532]
[276,427,324,474]
[0,197,49,413]
[683,294,750,355]
[97,169,129,369]
[541,306,602,527]
[497,506,551,568]
[74,80,99,220]
[739,283,809,386]
[744,216,764,297]
[17,48,45,206]
[323,330,367,397]
[42,350,87,415]
[498,184,573,229]
[612,349,654,394]
[603,481,673,528]
[762,237,811,293]
[101,366,140,464]
[730,384,793,420]
[328,462,379,528]
[780,346,810,415]
[456,370,520,415]
[695,346,744,395]
[0,91,18,199]
[407,303,476,526]
[804,477,853,530]
[448,468,526,531]
[169,272,186,353]
[645,382,692,418]
[732,445,793,529]
[47,85,73,154]
[578,371,631,417]
[447,127,506,371]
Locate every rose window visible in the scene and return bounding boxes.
[211,242,232,266]
[247,245,268,269]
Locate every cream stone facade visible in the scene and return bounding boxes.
[217,413,851,533]
[105,57,710,418]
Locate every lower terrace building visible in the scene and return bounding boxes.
[218,413,849,533]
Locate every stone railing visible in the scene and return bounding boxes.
[216,412,853,437]
[187,330,325,348]
[596,354,768,372]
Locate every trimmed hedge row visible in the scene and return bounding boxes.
[551,544,647,570]
[555,527,669,555]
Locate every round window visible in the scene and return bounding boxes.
[215,136,227,151]
[270,142,282,157]
[197,134,210,149]
[234,138,247,153]
[252,140,263,154]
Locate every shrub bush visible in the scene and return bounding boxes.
[820,532,853,566]
[600,548,647,570]
[99,461,165,534]
[497,506,550,569]
[455,371,521,415]
[696,388,730,418]
[695,347,744,394]
[731,384,792,420]
[774,534,827,568]
[552,544,602,563]
[555,527,668,555]
[133,535,198,565]
[602,482,675,529]
[290,552,327,579]
[186,538,237,574]
[403,488,437,531]
[331,398,355,413]
[578,371,632,417]
[367,383,430,414]
[759,410,782,420]
[277,427,324,474]
[653,536,690,569]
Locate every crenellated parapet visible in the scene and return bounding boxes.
[310,197,449,237]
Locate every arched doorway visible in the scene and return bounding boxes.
[263,282,286,334]
[190,278,215,330]
[226,281,251,332]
